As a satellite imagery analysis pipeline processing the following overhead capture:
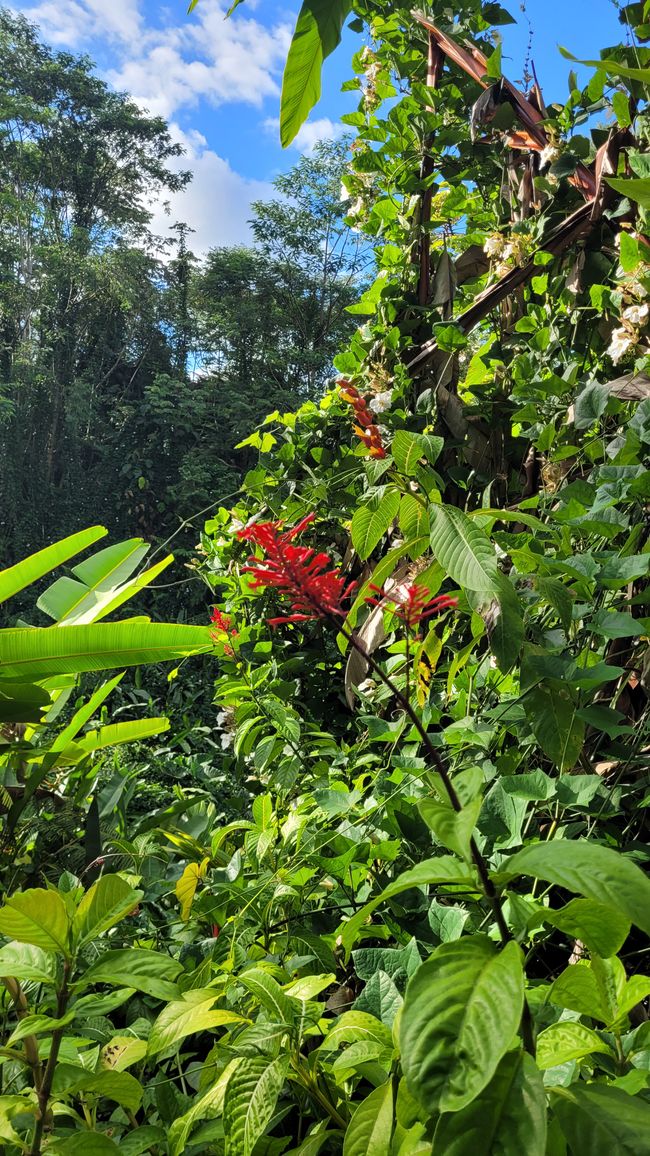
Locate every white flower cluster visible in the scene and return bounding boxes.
[607,301,649,364]
[217,708,236,751]
[369,390,393,414]
[484,234,505,258]
[539,143,561,169]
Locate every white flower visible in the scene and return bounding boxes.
[347,197,365,220]
[623,303,649,326]
[484,234,505,258]
[220,731,234,751]
[369,390,393,414]
[216,710,230,728]
[230,516,244,532]
[609,326,635,364]
[540,144,561,169]
[340,182,351,203]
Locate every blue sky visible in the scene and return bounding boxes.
[10,0,623,252]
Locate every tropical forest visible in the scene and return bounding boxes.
[0,0,649,1151]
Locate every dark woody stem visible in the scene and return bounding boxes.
[333,617,510,943]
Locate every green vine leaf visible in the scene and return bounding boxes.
[280,0,353,147]
[400,937,525,1113]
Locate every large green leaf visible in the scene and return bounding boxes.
[536,1021,613,1068]
[0,681,51,724]
[0,526,106,605]
[430,504,499,593]
[392,430,443,475]
[0,888,71,955]
[239,968,296,1025]
[280,0,353,147]
[343,1081,393,1156]
[0,622,211,681]
[400,937,524,1113]
[351,490,400,560]
[604,176,650,209]
[433,1051,546,1155]
[542,898,631,958]
[75,717,170,754]
[551,1083,650,1155]
[75,948,182,1000]
[503,841,650,937]
[523,683,584,771]
[223,1055,289,1156]
[52,1064,142,1112]
[0,942,57,984]
[338,856,475,956]
[38,538,174,625]
[72,875,142,948]
[49,672,124,751]
[148,990,244,1057]
[168,1060,240,1156]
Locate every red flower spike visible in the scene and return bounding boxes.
[365,583,458,630]
[239,516,356,626]
[210,607,238,657]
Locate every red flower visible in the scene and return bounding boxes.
[366,583,458,630]
[238,513,355,626]
[339,381,387,459]
[210,607,238,657]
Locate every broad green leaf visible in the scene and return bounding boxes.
[433,1051,546,1155]
[0,941,57,984]
[51,1063,143,1112]
[343,1081,393,1156]
[523,684,584,771]
[280,0,353,147]
[101,1036,148,1072]
[338,856,475,956]
[48,1135,121,1155]
[7,1010,74,1045]
[319,1010,393,1053]
[392,430,443,475]
[537,1021,613,1068]
[542,898,631,958]
[351,490,400,560]
[0,1096,37,1145]
[75,717,170,754]
[0,622,211,681]
[75,948,182,1000]
[0,888,70,955]
[0,681,51,723]
[239,968,296,1025]
[549,964,610,1023]
[400,938,524,1113]
[353,970,403,1027]
[72,875,142,948]
[50,672,124,751]
[148,990,244,1056]
[419,796,482,861]
[470,577,524,671]
[604,176,650,209]
[37,537,150,623]
[551,1082,650,1154]
[175,858,209,922]
[502,840,650,937]
[223,1055,289,1156]
[0,526,106,605]
[115,1128,167,1156]
[169,1059,240,1156]
[430,504,499,593]
[558,48,650,82]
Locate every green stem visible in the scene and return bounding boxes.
[29,961,71,1156]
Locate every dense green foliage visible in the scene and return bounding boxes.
[0,0,649,1153]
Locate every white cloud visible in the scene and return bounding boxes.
[146,124,273,254]
[22,0,143,46]
[264,115,346,154]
